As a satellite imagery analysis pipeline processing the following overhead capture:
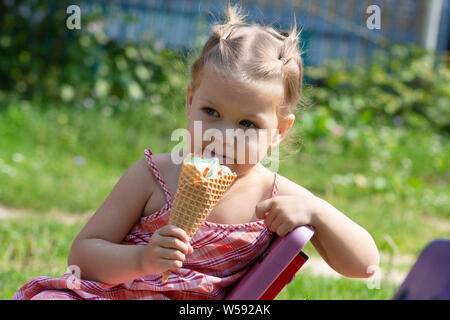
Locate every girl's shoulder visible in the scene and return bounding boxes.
[139,151,174,175]
[274,172,316,198]
[139,151,182,196]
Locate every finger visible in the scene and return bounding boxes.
[255,198,275,219]
[159,225,190,243]
[160,257,183,271]
[276,223,293,237]
[264,210,278,229]
[159,236,190,255]
[187,243,194,255]
[269,215,284,234]
[158,247,186,261]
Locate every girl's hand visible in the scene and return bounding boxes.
[138,225,194,275]
[255,195,318,237]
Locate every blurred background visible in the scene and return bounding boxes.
[0,0,449,300]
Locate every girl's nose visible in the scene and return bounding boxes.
[204,129,236,156]
[205,122,234,143]
[212,135,235,156]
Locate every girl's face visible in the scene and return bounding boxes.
[185,66,294,177]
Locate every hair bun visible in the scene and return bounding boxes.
[225,5,247,25]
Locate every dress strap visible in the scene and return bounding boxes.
[144,149,172,208]
[271,172,280,198]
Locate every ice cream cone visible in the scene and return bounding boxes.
[161,153,237,283]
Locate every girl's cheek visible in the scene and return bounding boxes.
[245,139,268,164]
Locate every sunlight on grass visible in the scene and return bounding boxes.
[276,273,398,300]
[0,212,86,299]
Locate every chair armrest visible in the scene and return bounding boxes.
[225,225,315,300]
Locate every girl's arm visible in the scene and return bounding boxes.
[256,175,379,278]
[67,157,190,285]
[67,158,153,284]
[309,196,380,278]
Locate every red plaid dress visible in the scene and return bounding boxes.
[12,148,278,300]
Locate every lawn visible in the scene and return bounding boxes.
[1,98,448,300]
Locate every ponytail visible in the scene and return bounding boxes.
[190,4,304,116]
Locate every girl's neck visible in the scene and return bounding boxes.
[233,162,267,181]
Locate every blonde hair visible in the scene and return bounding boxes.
[190,4,304,120]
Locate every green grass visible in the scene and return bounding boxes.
[0,99,448,299]
[276,274,398,300]
[0,100,185,213]
[0,212,86,299]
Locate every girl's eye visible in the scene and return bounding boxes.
[240,120,258,129]
[202,107,220,117]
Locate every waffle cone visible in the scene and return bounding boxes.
[161,154,237,283]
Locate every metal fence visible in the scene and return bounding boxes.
[80,0,450,66]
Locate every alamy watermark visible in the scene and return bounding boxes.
[366,5,381,30]
[66,265,81,290]
[366,264,382,290]
[66,5,81,30]
[170,121,281,172]
[65,4,381,31]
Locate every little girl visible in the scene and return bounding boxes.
[12,5,379,300]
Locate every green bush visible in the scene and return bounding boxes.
[1,1,448,135]
[0,0,188,113]
[303,44,450,133]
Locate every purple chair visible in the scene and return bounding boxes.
[225,226,315,300]
[393,239,450,300]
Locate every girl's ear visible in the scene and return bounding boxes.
[186,81,193,118]
[271,114,295,147]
